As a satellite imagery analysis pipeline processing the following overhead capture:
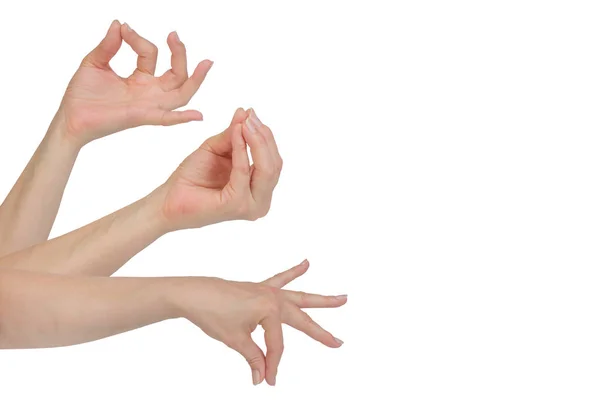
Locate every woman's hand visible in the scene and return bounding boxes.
[170,260,347,386]
[160,107,283,230]
[59,20,212,147]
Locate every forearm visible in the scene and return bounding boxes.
[0,268,184,349]
[0,187,171,276]
[0,112,80,257]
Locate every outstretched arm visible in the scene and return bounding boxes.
[0,262,346,386]
[0,189,167,276]
[0,108,282,276]
[0,20,210,257]
[0,268,175,348]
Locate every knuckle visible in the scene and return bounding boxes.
[259,288,280,315]
[260,202,272,217]
[148,43,159,56]
[298,292,309,308]
[302,313,314,326]
[272,341,285,354]
[245,205,267,221]
[244,208,260,221]
[246,354,263,367]
[258,208,268,219]
[261,165,277,177]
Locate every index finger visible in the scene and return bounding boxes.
[83,20,122,69]
[121,23,159,75]
[262,260,310,288]
[261,316,284,386]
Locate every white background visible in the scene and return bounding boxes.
[0,0,599,398]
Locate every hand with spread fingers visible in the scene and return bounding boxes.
[172,260,347,386]
[0,19,347,388]
[61,20,211,147]
[161,107,284,229]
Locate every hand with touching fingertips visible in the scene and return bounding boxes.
[59,20,212,147]
[171,260,347,386]
[159,107,284,230]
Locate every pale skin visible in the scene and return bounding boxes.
[0,21,346,386]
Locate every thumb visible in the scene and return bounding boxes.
[235,337,266,385]
[83,20,123,68]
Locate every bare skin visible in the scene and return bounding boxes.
[0,108,282,276]
[0,21,345,387]
[0,20,211,257]
[0,261,347,386]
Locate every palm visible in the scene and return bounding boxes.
[161,107,283,229]
[162,108,250,227]
[60,21,211,146]
[63,66,160,138]
[168,146,234,220]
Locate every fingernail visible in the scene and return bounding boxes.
[334,337,344,346]
[173,31,180,42]
[273,376,276,386]
[335,294,348,300]
[245,116,257,134]
[124,22,133,32]
[252,369,260,385]
[249,108,263,128]
[301,259,309,266]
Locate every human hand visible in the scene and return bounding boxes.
[159,107,283,230]
[59,20,212,147]
[169,260,346,385]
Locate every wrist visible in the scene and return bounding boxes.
[162,276,214,320]
[45,109,84,154]
[139,186,175,237]
[151,183,211,233]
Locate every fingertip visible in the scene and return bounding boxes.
[334,295,348,307]
[105,20,123,42]
[192,110,203,121]
[232,108,248,125]
[199,59,214,71]
[188,60,213,82]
